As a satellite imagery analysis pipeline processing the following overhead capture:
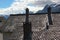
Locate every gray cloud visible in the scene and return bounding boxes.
[33,0,56,7]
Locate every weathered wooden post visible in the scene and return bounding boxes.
[23,8,32,40]
[48,6,53,25]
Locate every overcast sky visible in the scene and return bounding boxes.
[0,0,60,15]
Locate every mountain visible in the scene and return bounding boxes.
[36,4,50,13]
[0,15,10,20]
[3,15,9,20]
[29,11,34,14]
[51,4,60,12]
[36,4,60,13]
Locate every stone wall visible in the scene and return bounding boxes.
[0,16,6,32]
[3,14,48,40]
[36,13,60,40]
[0,33,3,40]
[1,13,60,40]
